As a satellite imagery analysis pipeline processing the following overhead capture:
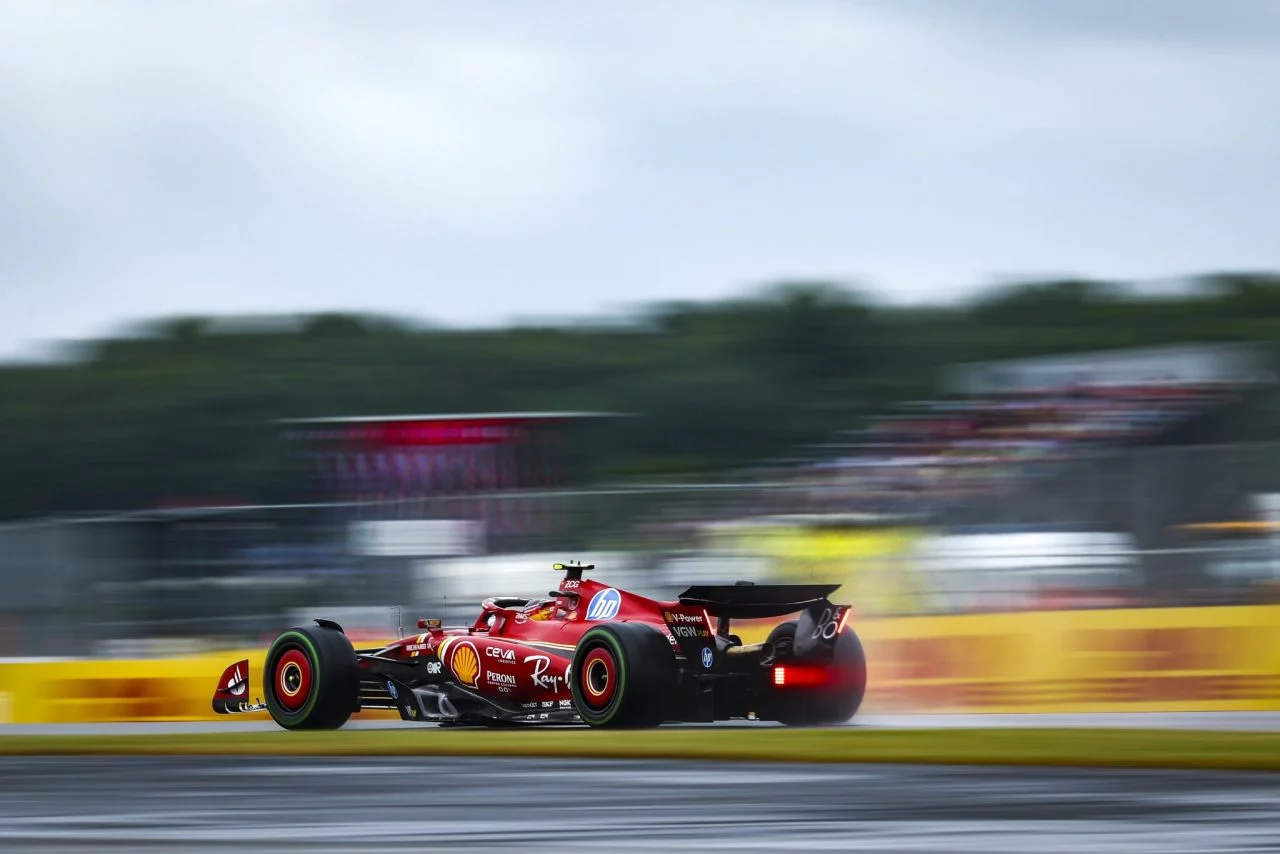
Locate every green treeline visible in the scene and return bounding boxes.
[3,273,1280,520]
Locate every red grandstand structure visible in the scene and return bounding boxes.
[279,412,618,542]
[281,411,616,499]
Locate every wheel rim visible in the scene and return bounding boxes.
[274,648,313,711]
[579,647,617,710]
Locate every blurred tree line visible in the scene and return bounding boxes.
[2,272,1280,520]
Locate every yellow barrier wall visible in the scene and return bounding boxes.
[742,605,1280,713]
[3,607,1280,722]
[0,650,261,723]
[0,648,399,724]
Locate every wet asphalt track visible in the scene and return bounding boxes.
[1,754,1279,853]
[2,715,1279,852]
[4,710,1280,734]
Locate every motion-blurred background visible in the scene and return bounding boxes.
[3,1,1280,722]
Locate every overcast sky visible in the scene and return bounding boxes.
[3,0,1280,360]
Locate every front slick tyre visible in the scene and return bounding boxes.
[264,625,359,731]
[571,623,676,729]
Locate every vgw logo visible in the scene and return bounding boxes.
[585,588,622,621]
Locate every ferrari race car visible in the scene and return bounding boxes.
[212,562,867,729]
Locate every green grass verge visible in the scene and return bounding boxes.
[1,727,1279,771]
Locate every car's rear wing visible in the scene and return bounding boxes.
[677,583,849,659]
[676,583,841,619]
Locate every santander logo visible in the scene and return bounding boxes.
[224,665,246,697]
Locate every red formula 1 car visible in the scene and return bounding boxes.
[212,562,867,729]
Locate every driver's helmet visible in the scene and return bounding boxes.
[523,598,560,621]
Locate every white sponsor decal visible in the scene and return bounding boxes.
[224,666,246,697]
[811,607,841,641]
[487,672,518,686]
[524,654,567,692]
[486,647,515,661]
[426,661,442,675]
[668,612,703,624]
[407,633,430,658]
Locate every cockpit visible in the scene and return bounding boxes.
[473,592,574,632]
[470,562,591,633]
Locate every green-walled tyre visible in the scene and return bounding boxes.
[263,624,359,731]
[570,623,677,728]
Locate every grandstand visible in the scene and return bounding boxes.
[279,411,621,554]
[748,343,1280,608]
[280,412,617,503]
[773,343,1273,514]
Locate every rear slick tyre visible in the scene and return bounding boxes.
[570,623,677,728]
[263,625,359,730]
[766,620,867,726]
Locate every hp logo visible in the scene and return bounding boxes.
[585,588,622,621]
[701,646,714,669]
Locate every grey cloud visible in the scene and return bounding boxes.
[1,0,1280,359]
[876,0,1280,47]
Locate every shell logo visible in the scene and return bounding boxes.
[449,641,480,688]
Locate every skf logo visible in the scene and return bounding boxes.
[449,641,480,688]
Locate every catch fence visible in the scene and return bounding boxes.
[2,443,1279,655]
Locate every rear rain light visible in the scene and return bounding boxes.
[771,664,830,688]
